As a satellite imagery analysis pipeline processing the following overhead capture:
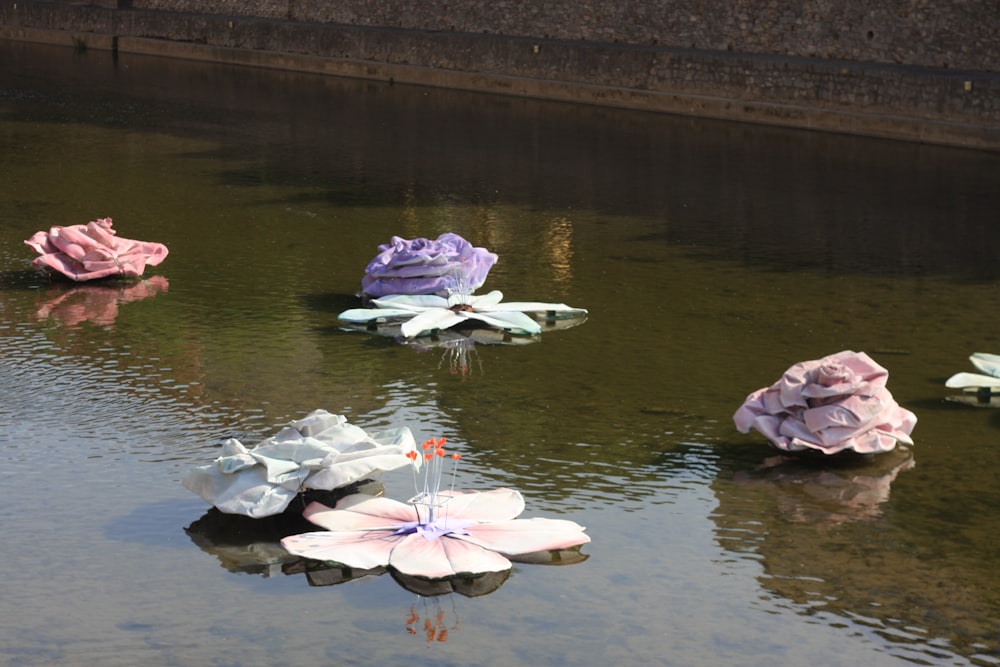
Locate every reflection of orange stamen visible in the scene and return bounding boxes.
[437,628,448,642]
[405,607,419,635]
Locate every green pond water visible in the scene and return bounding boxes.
[2,40,1000,667]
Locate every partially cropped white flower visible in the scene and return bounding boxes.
[945,352,1000,390]
[338,290,587,338]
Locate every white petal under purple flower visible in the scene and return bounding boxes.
[280,488,591,578]
[733,350,917,455]
[338,290,588,338]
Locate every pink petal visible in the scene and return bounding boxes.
[388,533,512,577]
[303,495,418,531]
[24,219,168,281]
[456,517,591,555]
[280,530,403,569]
[435,488,525,522]
[733,388,767,433]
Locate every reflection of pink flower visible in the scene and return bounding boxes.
[35,276,169,327]
[733,350,917,455]
[361,233,498,299]
[281,488,590,578]
[25,217,168,281]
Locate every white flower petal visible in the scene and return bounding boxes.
[970,352,1000,379]
[400,308,466,337]
[373,294,449,310]
[466,310,541,334]
[945,372,1000,389]
[468,290,504,307]
[338,307,418,322]
[487,301,587,317]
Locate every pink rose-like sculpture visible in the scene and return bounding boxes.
[25,217,168,281]
[361,233,498,299]
[733,350,917,455]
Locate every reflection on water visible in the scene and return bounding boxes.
[714,445,997,665]
[730,447,915,525]
[2,39,1000,667]
[33,276,169,328]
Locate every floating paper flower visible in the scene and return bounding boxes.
[24,217,168,281]
[338,290,588,338]
[281,438,590,578]
[361,233,498,299]
[733,350,917,455]
[945,353,1000,391]
[183,410,419,518]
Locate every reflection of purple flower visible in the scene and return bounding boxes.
[361,233,498,298]
[733,350,917,455]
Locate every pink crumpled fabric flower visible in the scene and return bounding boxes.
[733,350,917,455]
[24,217,168,281]
[361,233,498,298]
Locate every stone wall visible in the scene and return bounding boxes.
[2,0,999,150]
[132,0,998,73]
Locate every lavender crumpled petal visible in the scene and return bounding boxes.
[733,350,917,455]
[360,232,498,298]
[25,217,168,281]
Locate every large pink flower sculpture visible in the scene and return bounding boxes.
[733,350,917,455]
[281,488,589,578]
[25,217,168,281]
[361,233,498,299]
[281,438,590,578]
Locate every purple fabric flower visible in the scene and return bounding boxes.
[361,233,498,298]
[733,350,917,455]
